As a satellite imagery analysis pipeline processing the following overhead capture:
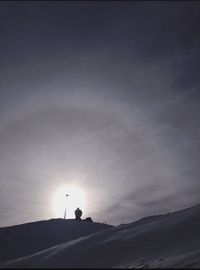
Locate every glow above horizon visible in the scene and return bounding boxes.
[52,185,87,219]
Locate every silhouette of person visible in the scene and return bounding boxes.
[75,207,82,220]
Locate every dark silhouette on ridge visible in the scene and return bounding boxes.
[74,208,93,222]
[75,207,82,221]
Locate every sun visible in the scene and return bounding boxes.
[52,184,86,219]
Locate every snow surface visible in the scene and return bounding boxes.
[0,218,112,263]
[0,204,200,268]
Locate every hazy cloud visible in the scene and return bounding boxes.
[0,2,200,226]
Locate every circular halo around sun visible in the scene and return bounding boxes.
[52,185,86,219]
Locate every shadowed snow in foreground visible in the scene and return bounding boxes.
[0,219,112,263]
[0,204,200,268]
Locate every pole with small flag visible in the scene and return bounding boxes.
[64,194,69,219]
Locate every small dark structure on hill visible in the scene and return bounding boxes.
[84,217,93,222]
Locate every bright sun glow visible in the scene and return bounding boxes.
[52,185,86,219]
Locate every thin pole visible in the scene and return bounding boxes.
[64,194,69,219]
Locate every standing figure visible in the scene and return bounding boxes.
[75,207,82,220]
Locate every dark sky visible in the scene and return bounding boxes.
[0,1,200,226]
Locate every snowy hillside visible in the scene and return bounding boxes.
[1,204,200,268]
[0,219,112,263]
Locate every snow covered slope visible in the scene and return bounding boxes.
[0,219,112,263]
[1,204,200,268]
